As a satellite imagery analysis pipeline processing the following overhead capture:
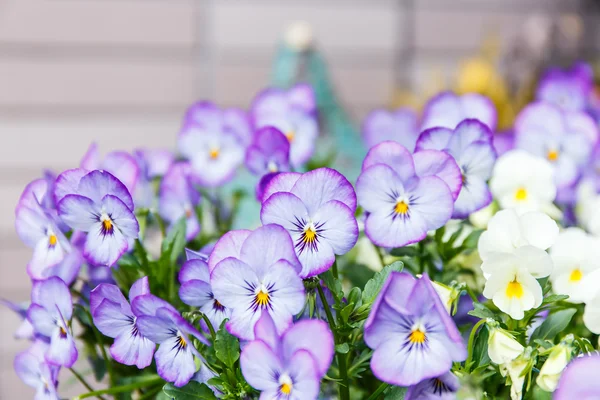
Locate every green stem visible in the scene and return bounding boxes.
[153,211,167,237]
[201,313,217,341]
[138,384,164,400]
[465,319,487,371]
[376,246,386,269]
[69,368,106,400]
[73,376,163,400]
[84,308,115,388]
[332,260,339,280]
[366,382,389,400]
[317,285,350,400]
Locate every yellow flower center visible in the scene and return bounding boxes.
[176,335,187,349]
[514,187,528,201]
[209,148,220,160]
[280,382,292,395]
[395,200,409,215]
[547,149,559,162]
[409,329,426,344]
[48,234,58,246]
[256,290,270,306]
[102,219,113,232]
[303,226,317,243]
[569,268,583,283]
[506,279,524,299]
[285,131,295,142]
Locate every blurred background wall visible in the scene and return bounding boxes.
[1,0,599,397]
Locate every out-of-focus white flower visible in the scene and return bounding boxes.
[583,290,600,334]
[501,353,531,400]
[576,179,600,236]
[550,228,600,303]
[537,341,573,392]
[490,150,560,217]
[487,324,525,365]
[431,281,460,314]
[478,210,557,319]
[469,202,497,229]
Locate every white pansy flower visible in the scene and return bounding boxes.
[537,342,572,392]
[490,150,560,217]
[550,228,600,303]
[583,290,600,334]
[576,179,600,235]
[469,202,497,229]
[487,324,525,365]
[502,353,531,400]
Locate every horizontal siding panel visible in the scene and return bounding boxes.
[0,248,31,298]
[0,0,197,47]
[212,2,400,51]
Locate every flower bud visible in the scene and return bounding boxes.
[537,342,572,392]
[487,324,525,365]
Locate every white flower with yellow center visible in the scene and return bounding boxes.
[550,228,600,303]
[489,150,560,217]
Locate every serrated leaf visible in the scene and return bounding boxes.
[320,270,343,300]
[530,308,577,342]
[467,303,496,320]
[347,287,362,309]
[335,343,350,354]
[163,382,217,400]
[384,385,407,399]
[215,322,240,368]
[542,294,570,304]
[362,262,404,305]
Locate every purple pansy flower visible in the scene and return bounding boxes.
[406,372,460,400]
[536,62,593,112]
[421,91,497,131]
[132,294,209,387]
[1,299,35,340]
[132,148,174,209]
[364,273,466,386]
[260,168,359,278]
[362,107,419,151]
[178,102,247,187]
[185,102,253,148]
[81,143,140,195]
[14,340,60,400]
[251,84,318,167]
[90,277,155,369]
[209,224,305,340]
[493,130,515,156]
[55,169,139,267]
[514,102,598,191]
[158,162,201,241]
[179,258,231,331]
[246,126,291,176]
[416,119,496,218]
[240,313,334,400]
[26,277,78,367]
[554,355,600,399]
[356,143,455,248]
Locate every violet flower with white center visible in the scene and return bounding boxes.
[364,273,467,386]
[554,355,600,399]
[240,313,334,400]
[132,294,210,387]
[90,277,155,369]
[356,144,454,248]
[26,277,78,367]
[14,340,60,400]
[251,84,319,167]
[421,91,497,131]
[55,169,139,267]
[362,107,419,151]
[416,119,497,218]
[209,224,305,340]
[259,171,302,203]
[178,102,247,187]
[81,142,140,195]
[178,258,231,331]
[185,101,253,148]
[1,299,35,340]
[260,167,359,278]
[536,62,593,112]
[514,102,598,191]
[158,162,201,242]
[406,372,460,400]
[245,126,291,176]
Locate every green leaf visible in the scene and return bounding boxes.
[320,270,343,300]
[215,322,240,368]
[161,218,187,265]
[467,303,496,320]
[384,385,407,399]
[335,343,350,354]
[530,308,577,342]
[461,229,484,249]
[163,382,217,400]
[347,287,362,309]
[362,261,404,305]
[340,303,354,324]
[389,247,420,257]
[471,325,490,368]
[542,294,570,304]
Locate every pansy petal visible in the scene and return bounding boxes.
[155,336,196,387]
[520,212,559,250]
[129,276,150,303]
[288,83,316,113]
[179,259,210,284]
[263,259,306,319]
[240,340,282,391]
[260,192,310,236]
[410,176,454,231]
[261,172,301,202]
[459,93,497,130]
[364,208,427,248]
[77,170,134,211]
[111,331,155,369]
[131,294,177,318]
[453,176,492,219]
[210,257,259,307]
[356,164,405,212]
[27,304,55,337]
[80,142,101,170]
[290,167,357,213]
[416,127,454,151]
[47,328,78,367]
[208,229,252,273]
[421,92,463,130]
[83,221,129,267]
[92,299,132,338]
[239,224,300,276]
[312,200,358,255]
[54,168,88,204]
[282,319,334,377]
[101,195,139,239]
[287,350,321,399]
[413,150,462,201]
[362,141,416,182]
[102,151,140,193]
[135,314,176,344]
[90,283,128,315]
[179,280,213,308]
[31,277,72,320]
[57,194,97,232]
[253,312,279,352]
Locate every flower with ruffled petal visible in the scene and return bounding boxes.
[90,277,155,369]
[406,372,460,400]
[514,102,598,191]
[55,169,139,267]
[132,294,209,387]
[81,143,140,195]
[362,107,419,150]
[416,119,496,218]
[178,102,247,187]
[421,91,497,131]
[14,340,60,400]
[260,168,358,277]
[26,277,78,367]
[251,84,318,167]
[209,224,305,340]
[554,354,600,399]
[246,126,291,176]
[158,162,201,242]
[536,62,593,112]
[356,143,455,248]
[364,272,467,386]
[179,257,231,331]
[240,313,333,400]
